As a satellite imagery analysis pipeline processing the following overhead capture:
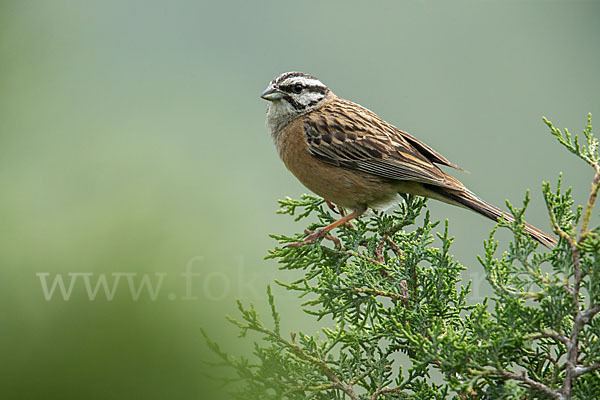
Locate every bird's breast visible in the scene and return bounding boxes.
[274,118,400,210]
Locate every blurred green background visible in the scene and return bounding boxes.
[1,1,599,398]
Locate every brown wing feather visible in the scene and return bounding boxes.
[398,129,466,172]
[303,97,464,190]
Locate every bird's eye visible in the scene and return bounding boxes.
[292,84,303,94]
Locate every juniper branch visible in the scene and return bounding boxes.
[206,115,600,400]
[493,369,561,399]
[528,330,569,346]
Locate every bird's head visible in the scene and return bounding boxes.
[261,72,330,132]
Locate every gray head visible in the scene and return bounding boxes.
[260,72,330,134]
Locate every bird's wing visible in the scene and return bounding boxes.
[303,98,465,189]
[397,129,465,172]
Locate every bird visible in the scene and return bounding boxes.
[260,71,557,248]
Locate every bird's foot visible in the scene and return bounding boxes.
[343,221,357,230]
[325,200,338,214]
[323,201,356,230]
[336,207,356,230]
[285,229,341,249]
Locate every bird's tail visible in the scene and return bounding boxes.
[423,185,557,248]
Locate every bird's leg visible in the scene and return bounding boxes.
[325,200,339,214]
[336,206,357,230]
[286,207,366,248]
[324,201,355,229]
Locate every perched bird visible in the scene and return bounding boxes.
[260,71,556,248]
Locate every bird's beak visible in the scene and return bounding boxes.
[260,86,284,101]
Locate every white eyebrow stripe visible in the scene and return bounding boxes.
[282,76,325,88]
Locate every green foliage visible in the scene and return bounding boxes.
[205,115,600,400]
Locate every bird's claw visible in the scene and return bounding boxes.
[285,229,341,249]
[325,200,339,214]
[285,229,327,248]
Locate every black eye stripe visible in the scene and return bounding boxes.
[279,84,328,94]
[309,85,329,95]
[279,85,297,94]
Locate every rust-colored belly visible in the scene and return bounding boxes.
[274,119,401,210]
